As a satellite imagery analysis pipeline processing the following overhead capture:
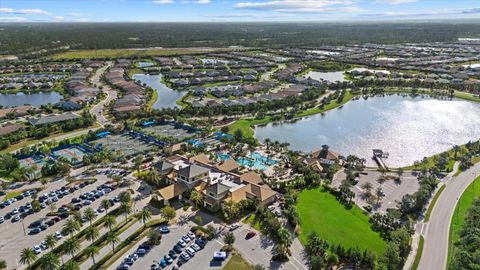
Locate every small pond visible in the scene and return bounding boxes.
[0,91,62,107]
[132,73,186,109]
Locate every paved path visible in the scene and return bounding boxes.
[417,162,480,270]
[89,62,117,127]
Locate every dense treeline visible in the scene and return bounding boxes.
[1,22,480,55]
[449,198,480,270]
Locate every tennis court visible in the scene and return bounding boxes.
[52,146,88,165]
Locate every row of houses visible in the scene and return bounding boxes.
[106,66,146,114]
[0,74,64,90]
[155,154,278,210]
[62,67,101,110]
[0,105,40,120]
[0,62,80,75]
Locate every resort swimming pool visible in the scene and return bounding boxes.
[237,152,278,171]
[216,153,232,161]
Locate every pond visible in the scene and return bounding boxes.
[132,73,186,109]
[304,71,348,83]
[137,61,154,68]
[254,95,480,167]
[0,91,62,107]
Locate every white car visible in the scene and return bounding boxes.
[191,244,201,252]
[0,217,4,223]
[55,231,62,240]
[186,247,196,257]
[33,245,42,254]
[187,231,195,240]
[267,205,275,211]
[178,240,187,247]
[182,235,191,243]
[97,207,105,213]
[230,223,240,231]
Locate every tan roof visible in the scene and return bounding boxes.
[157,182,188,201]
[228,183,276,204]
[189,153,212,165]
[216,159,239,173]
[311,148,339,160]
[0,123,25,136]
[239,171,263,185]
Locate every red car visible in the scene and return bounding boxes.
[245,231,256,239]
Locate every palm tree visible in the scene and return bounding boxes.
[39,253,60,270]
[83,207,96,225]
[160,206,176,223]
[138,208,152,227]
[19,248,37,269]
[189,190,203,208]
[63,238,80,262]
[119,191,131,204]
[224,232,235,248]
[44,234,57,251]
[85,226,99,243]
[222,200,239,221]
[119,202,132,224]
[85,246,99,266]
[101,199,111,213]
[63,218,81,238]
[105,231,120,252]
[59,260,80,270]
[104,214,117,231]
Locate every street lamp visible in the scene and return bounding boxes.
[21,217,26,236]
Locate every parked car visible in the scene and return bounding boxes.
[178,239,187,247]
[164,255,173,264]
[168,250,178,259]
[159,226,170,233]
[135,248,146,256]
[186,247,195,257]
[246,231,256,239]
[230,223,240,231]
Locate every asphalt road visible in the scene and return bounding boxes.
[90,62,117,127]
[418,162,480,270]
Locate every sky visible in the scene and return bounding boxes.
[0,0,479,22]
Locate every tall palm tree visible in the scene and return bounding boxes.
[19,248,37,269]
[189,190,204,208]
[39,253,60,270]
[83,207,97,225]
[85,226,99,243]
[85,246,99,266]
[44,234,57,251]
[105,231,120,252]
[63,238,80,262]
[63,219,81,238]
[138,208,152,227]
[104,214,116,231]
[119,202,132,224]
[59,260,80,270]
[119,191,132,204]
[101,199,111,214]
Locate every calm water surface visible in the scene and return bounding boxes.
[255,95,480,167]
[132,74,186,109]
[0,91,62,107]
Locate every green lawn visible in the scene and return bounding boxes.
[243,214,261,231]
[453,91,480,102]
[128,68,143,79]
[297,187,386,256]
[448,176,480,264]
[411,236,425,270]
[3,190,23,201]
[224,253,252,270]
[49,48,220,60]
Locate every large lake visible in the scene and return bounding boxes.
[0,91,62,107]
[255,95,480,167]
[132,74,186,109]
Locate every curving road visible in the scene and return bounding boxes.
[418,162,480,270]
[90,61,117,127]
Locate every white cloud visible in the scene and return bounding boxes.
[51,16,65,21]
[153,0,175,4]
[193,0,211,3]
[67,12,82,17]
[234,0,360,13]
[0,7,49,15]
[0,16,29,22]
[374,0,417,4]
[360,7,480,18]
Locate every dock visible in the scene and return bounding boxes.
[372,149,389,169]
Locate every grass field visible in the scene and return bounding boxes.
[50,48,222,60]
[424,184,446,222]
[411,236,425,270]
[128,68,143,79]
[448,176,480,264]
[2,191,23,202]
[224,253,252,270]
[297,187,386,256]
[243,214,261,231]
[453,91,480,102]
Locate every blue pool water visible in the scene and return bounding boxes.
[216,153,232,161]
[237,152,278,170]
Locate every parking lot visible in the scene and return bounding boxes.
[0,173,129,269]
[344,169,420,212]
[108,220,224,270]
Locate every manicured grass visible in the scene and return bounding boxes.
[146,90,158,111]
[2,191,23,201]
[243,214,261,231]
[127,68,143,79]
[49,48,220,60]
[297,187,386,256]
[448,176,480,264]
[424,184,446,222]
[224,253,253,270]
[402,145,465,171]
[411,236,425,270]
[453,91,480,102]
[295,91,354,118]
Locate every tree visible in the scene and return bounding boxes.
[222,200,239,221]
[119,202,132,224]
[63,238,80,263]
[20,248,37,269]
[63,218,81,238]
[189,190,204,208]
[59,260,80,270]
[147,229,162,245]
[138,208,152,227]
[39,253,60,270]
[253,265,266,270]
[104,214,117,231]
[105,231,120,252]
[160,206,176,222]
[119,191,132,204]
[101,199,112,213]
[44,234,58,251]
[85,246,99,266]
[224,232,235,247]
[85,226,99,243]
[83,207,96,225]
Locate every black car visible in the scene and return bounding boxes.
[15,194,24,200]
[59,212,69,219]
[46,220,55,226]
[139,243,151,251]
[173,244,182,254]
[29,227,41,234]
[168,250,178,259]
[195,238,206,248]
[71,197,80,203]
[29,220,42,228]
[40,224,48,231]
